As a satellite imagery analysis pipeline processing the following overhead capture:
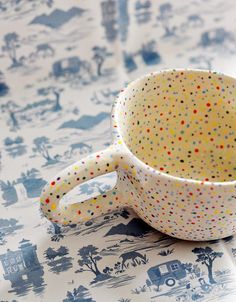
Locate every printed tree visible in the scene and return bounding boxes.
[92,46,112,76]
[0,180,18,205]
[2,32,22,68]
[44,246,73,274]
[44,247,58,260]
[45,246,69,260]
[192,247,223,284]
[38,86,63,111]
[0,82,9,97]
[77,245,102,276]
[33,136,55,164]
[0,232,6,245]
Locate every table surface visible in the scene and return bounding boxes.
[1,0,236,301]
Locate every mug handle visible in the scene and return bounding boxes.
[40,145,123,225]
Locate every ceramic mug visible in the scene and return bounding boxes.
[40,69,236,241]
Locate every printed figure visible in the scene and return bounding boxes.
[157,3,176,37]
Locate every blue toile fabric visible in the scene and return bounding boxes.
[1,0,236,301]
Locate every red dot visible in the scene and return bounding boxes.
[96,205,100,208]
[90,172,94,175]
[197,85,200,89]
[194,148,199,153]
[96,155,100,158]
[45,198,50,204]
[178,137,182,141]
[167,151,171,155]
[206,103,211,107]
[189,192,193,196]
[220,145,224,149]
[78,210,81,215]
[147,129,150,133]
[160,167,164,171]
[181,120,185,125]
[160,127,163,131]
[216,86,220,90]
[193,109,197,114]
[51,181,55,186]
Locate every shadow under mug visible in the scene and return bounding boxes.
[40,69,236,241]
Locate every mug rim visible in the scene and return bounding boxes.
[111,68,236,186]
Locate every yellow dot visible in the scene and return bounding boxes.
[74,166,79,170]
[213,209,220,215]
[225,209,232,215]
[51,203,57,210]
[118,140,122,144]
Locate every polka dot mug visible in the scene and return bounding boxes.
[40,69,236,241]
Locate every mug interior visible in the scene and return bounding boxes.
[115,70,236,182]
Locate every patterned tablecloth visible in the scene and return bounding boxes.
[1,1,236,301]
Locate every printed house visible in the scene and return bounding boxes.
[53,56,81,77]
[0,239,44,286]
[147,260,186,287]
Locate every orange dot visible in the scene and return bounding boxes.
[197,85,200,89]
[78,210,81,215]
